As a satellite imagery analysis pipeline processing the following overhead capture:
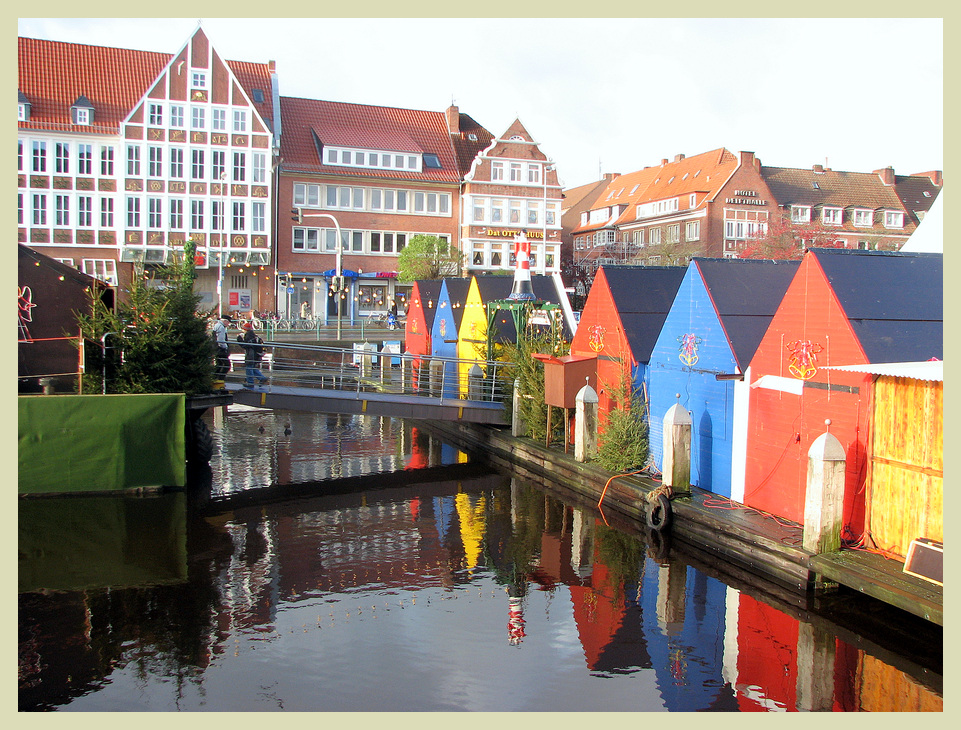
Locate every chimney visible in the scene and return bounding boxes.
[740,151,756,167]
[916,170,943,186]
[813,164,824,173]
[661,159,668,166]
[674,154,685,163]
[874,166,896,185]
[446,105,460,135]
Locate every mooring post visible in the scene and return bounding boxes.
[429,359,444,398]
[795,621,836,711]
[468,364,484,400]
[574,383,598,463]
[511,378,525,437]
[399,357,410,394]
[803,421,846,555]
[358,342,375,379]
[662,398,692,494]
[380,349,390,385]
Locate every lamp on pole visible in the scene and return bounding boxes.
[300,211,344,340]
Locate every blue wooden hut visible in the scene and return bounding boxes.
[429,278,472,396]
[648,258,799,497]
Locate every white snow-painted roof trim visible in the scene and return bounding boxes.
[823,360,942,382]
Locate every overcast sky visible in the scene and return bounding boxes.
[18,15,943,190]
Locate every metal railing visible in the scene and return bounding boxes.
[225,340,512,405]
[255,316,405,340]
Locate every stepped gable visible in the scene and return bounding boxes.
[602,265,687,363]
[693,258,801,369]
[812,248,943,363]
[279,97,463,183]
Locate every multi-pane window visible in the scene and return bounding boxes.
[233,110,247,132]
[100,197,114,227]
[232,152,246,182]
[126,197,140,228]
[252,201,266,232]
[211,200,224,231]
[169,199,183,229]
[191,149,205,180]
[527,164,541,184]
[148,198,162,228]
[527,202,539,225]
[75,108,90,125]
[32,141,46,172]
[491,161,505,181]
[170,105,184,128]
[853,209,873,227]
[413,192,442,214]
[510,162,522,182]
[82,259,118,286]
[509,201,521,224]
[293,228,320,251]
[126,145,141,176]
[190,200,204,230]
[148,147,163,177]
[491,199,505,223]
[78,196,93,227]
[191,70,207,88]
[55,142,70,174]
[649,227,661,245]
[148,103,163,126]
[252,153,266,184]
[170,148,184,178]
[725,220,766,239]
[101,146,115,176]
[32,194,47,225]
[294,183,321,207]
[55,195,69,226]
[685,221,700,241]
[473,198,486,223]
[78,144,92,175]
[791,205,811,223]
[884,211,904,228]
[212,150,225,181]
[191,107,206,130]
[212,108,227,131]
[232,201,245,231]
[667,224,680,243]
[822,207,842,225]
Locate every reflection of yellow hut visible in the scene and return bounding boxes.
[455,491,487,573]
[456,276,514,396]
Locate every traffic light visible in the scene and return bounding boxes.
[291,207,302,224]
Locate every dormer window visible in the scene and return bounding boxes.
[883,210,904,229]
[791,205,811,223]
[822,206,842,225]
[71,95,94,126]
[18,90,31,122]
[853,208,873,227]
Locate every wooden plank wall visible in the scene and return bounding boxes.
[866,376,943,557]
[856,654,943,711]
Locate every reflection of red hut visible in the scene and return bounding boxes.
[404,280,443,387]
[744,249,942,537]
[18,245,113,393]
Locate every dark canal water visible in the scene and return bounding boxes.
[19,407,943,711]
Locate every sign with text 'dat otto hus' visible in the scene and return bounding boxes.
[479,228,545,238]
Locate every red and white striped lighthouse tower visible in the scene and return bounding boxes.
[508,229,536,301]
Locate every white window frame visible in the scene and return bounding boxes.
[55,194,70,227]
[853,209,873,227]
[233,110,247,133]
[78,144,92,175]
[82,259,118,286]
[190,199,204,230]
[170,105,184,128]
[32,141,46,173]
[100,197,114,227]
[883,210,904,229]
[126,145,141,176]
[791,205,811,223]
[126,196,140,228]
[822,207,842,225]
[78,196,93,227]
[100,146,115,176]
[55,142,70,174]
[685,220,700,241]
[491,161,505,181]
[212,107,227,131]
[148,103,163,126]
[191,106,206,130]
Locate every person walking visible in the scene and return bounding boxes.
[211,315,231,387]
[300,300,310,321]
[238,321,268,388]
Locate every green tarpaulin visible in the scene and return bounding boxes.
[18,393,186,493]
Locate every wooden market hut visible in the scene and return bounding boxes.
[404,279,443,388]
[569,265,686,420]
[743,249,942,538]
[429,278,472,396]
[18,244,113,393]
[647,258,799,498]
[824,360,943,559]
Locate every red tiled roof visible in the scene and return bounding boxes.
[18,35,275,135]
[279,96,465,183]
[18,36,169,134]
[760,166,905,210]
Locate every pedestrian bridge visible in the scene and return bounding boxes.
[224,341,510,425]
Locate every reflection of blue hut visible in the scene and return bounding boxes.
[648,259,798,496]
[430,278,471,397]
[638,558,738,710]
[433,495,456,544]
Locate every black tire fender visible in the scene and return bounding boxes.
[646,492,672,532]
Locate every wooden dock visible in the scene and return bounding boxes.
[809,550,943,626]
[419,420,942,624]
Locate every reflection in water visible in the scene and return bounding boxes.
[18,410,942,711]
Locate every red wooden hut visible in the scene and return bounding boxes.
[743,249,942,539]
[404,279,443,387]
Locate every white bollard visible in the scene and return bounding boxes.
[803,424,846,555]
[468,364,484,400]
[662,401,692,492]
[512,378,526,437]
[574,384,599,462]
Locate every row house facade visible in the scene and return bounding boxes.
[460,119,564,278]
[568,148,942,284]
[275,100,490,320]
[17,29,278,315]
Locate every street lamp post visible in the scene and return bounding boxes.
[542,162,555,276]
[299,211,344,339]
[218,173,227,317]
